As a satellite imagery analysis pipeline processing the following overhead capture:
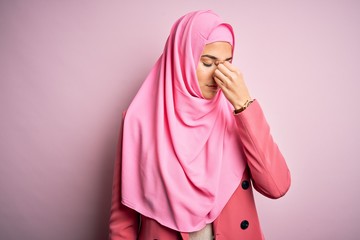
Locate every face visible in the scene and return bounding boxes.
[196,41,232,99]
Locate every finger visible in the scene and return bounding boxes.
[213,75,223,85]
[214,69,228,83]
[217,63,234,80]
[223,61,238,72]
[214,76,227,91]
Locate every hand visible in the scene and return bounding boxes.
[213,61,252,110]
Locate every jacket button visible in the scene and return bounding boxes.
[240,220,249,230]
[241,180,250,190]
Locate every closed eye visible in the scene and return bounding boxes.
[203,62,213,67]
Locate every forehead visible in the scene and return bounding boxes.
[201,41,232,58]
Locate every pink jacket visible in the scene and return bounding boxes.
[109,101,291,239]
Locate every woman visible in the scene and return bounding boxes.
[109,10,291,240]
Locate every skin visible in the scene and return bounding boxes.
[196,41,252,110]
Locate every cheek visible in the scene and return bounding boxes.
[196,66,213,84]
[196,65,205,84]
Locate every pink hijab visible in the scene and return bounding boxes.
[121,10,246,232]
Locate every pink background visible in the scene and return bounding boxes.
[1,1,359,239]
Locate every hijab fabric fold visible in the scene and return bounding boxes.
[121,10,246,232]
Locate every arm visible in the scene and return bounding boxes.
[109,118,140,239]
[234,100,291,198]
[214,61,290,198]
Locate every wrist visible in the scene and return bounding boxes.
[233,99,254,114]
[232,97,252,109]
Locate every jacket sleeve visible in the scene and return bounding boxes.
[234,100,291,199]
[109,117,140,240]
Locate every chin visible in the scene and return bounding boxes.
[203,93,217,100]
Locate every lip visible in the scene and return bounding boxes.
[207,84,219,89]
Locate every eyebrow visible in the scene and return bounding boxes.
[201,54,232,61]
